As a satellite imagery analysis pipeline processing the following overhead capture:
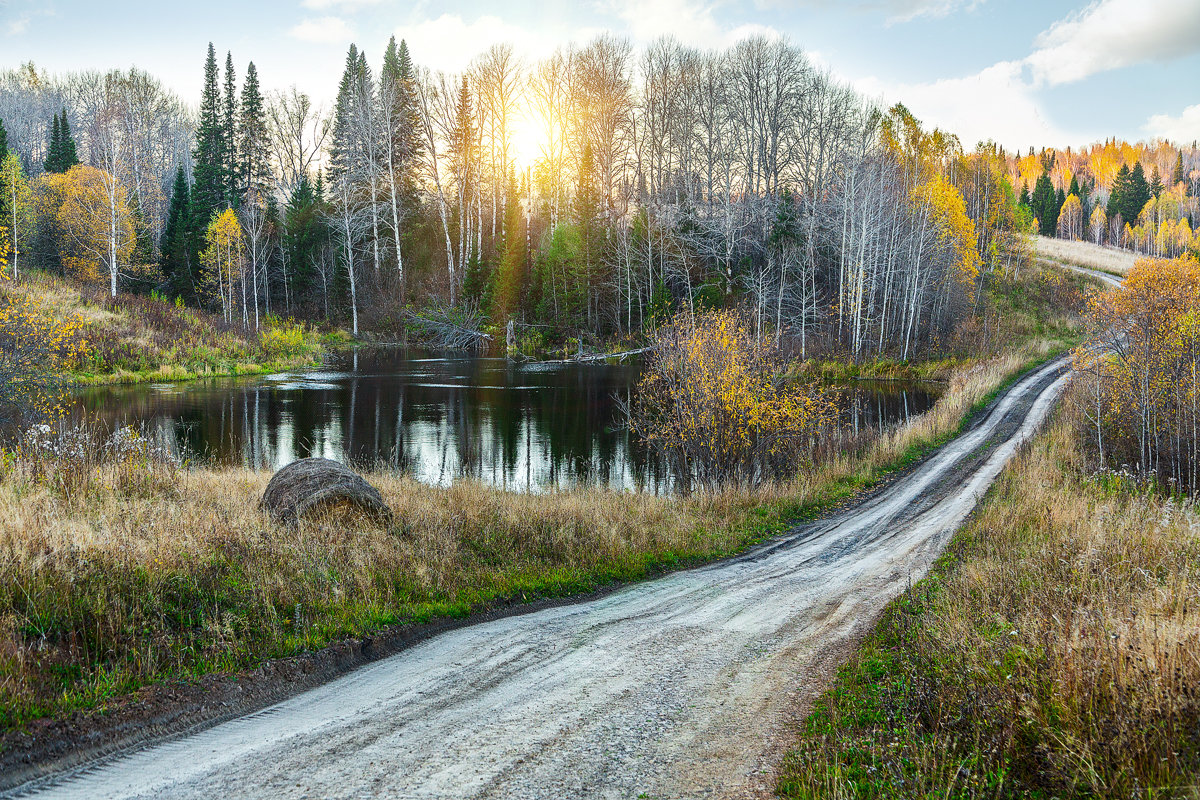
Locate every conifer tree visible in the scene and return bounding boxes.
[1124,162,1150,222]
[328,44,363,180]
[1030,173,1056,236]
[192,44,226,242]
[128,190,156,275]
[239,62,269,198]
[59,111,78,170]
[223,52,239,202]
[161,165,195,301]
[1107,163,1130,220]
[45,110,80,173]
[0,117,8,158]
[284,176,328,311]
[1150,166,1164,199]
[43,112,61,173]
[1173,152,1185,187]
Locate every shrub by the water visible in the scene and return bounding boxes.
[630,310,839,491]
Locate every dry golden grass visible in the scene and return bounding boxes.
[1035,234,1137,275]
[778,396,1200,799]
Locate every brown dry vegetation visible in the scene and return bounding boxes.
[777,394,1200,798]
[0,339,1060,733]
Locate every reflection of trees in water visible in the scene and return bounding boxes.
[71,351,938,492]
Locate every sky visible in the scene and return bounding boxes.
[1,0,1198,155]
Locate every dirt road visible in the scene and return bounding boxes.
[4,358,1071,800]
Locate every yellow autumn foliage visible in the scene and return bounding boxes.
[36,165,134,287]
[1076,254,1200,492]
[630,310,839,490]
[0,288,88,421]
[917,173,980,289]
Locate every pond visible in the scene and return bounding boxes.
[71,348,942,492]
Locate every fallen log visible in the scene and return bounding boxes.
[260,457,393,525]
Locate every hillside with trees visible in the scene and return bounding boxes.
[1013,139,1199,258]
[0,36,1041,362]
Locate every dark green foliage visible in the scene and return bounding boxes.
[1124,162,1151,222]
[328,44,363,180]
[43,110,78,174]
[491,191,527,321]
[381,36,423,187]
[1029,173,1058,236]
[192,44,226,240]
[239,62,269,198]
[128,190,155,272]
[1107,163,1130,221]
[283,176,329,308]
[1174,152,1186,187]
[0,117,9,159]
[222,52,238,203]
[462,251,491,308]
[1150,166,1164,199]
[161,166,196,302]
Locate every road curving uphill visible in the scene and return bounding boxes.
[4,357,1073,800]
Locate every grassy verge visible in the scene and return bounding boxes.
[776,405,1200,799]
[2,272,326,385]
[0,336,1067,734]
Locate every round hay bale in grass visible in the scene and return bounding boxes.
[260,457,393,525]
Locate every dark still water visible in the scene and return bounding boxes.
[72,348,941,492]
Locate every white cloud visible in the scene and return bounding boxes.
[1144,103,1200,144]
[883,0,984,24]
[603,0,783,49]
[393,14,599,73]
[6,15,29,35]
[850,60,1078,152]
[289,16,354,44]
[758,0,984,25]
[300,0,384,10]
[1026,0,1200,86]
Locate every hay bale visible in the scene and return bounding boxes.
[260,457,392,524]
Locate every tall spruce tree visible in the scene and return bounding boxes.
[239,62,269,198]
[223,52,239,203]
[45,110,80,173]
[1123,162,1150,223]
[1030,173,1056,236]
[1173,152,1185,187]
[43,112,60,173]
[1150,166,1164,199]
[192,44,226,243]
[382,38,423,189]
[1107,163,1130,221]
[283,176,327,306]
[59,111,78,170]
[0,117,8,158]
[161,165,196,301]
[328,44,363,180]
